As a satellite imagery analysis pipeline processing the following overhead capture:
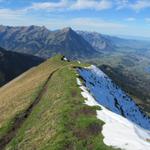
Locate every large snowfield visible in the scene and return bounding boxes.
[76,65,150,150]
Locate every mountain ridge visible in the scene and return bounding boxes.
[0,55,149,149]
[1,25,150,59]
[0,25,98,59]
[77,30,150,50]
[0,56,149,150]
[0,55,116,150]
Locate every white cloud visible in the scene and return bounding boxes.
[27,0,150,12]
[125,17,136,21]
[0,0,150,15]
[1,0,150,13]
[116,0,150,11]
[69,18,126,29]
[30,0,69,11]
[71,0,112,10]
[29,0,112,11]
[0,9,24,19]
[130,0,150,11]
[115,0,129,10]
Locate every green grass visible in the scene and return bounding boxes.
[1,56,117,150]
[0,55,67,140]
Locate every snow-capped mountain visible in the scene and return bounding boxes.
[77,65,150,130]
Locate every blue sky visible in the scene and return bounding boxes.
[0,0,150,37]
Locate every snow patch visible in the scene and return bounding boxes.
[97,106,150,150]
[62,56,69,61]
[76,78,99,107]
[76,65,150,150]
[63,57,68,61]
[78,65,150,130]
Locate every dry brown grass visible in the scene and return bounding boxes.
[0,56,66,137]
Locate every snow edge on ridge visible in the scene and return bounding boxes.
[76,65,150,150]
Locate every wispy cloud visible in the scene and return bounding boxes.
[29,0,112,11]
[115,0,129,10]
[116,0,150,11]
[0,9,25,19]
[130,0,150,11]
[69,18,126,29]
[0,0,149,14]
[125,17,136,21]
[70,0,112,10]
[30,0,69,11]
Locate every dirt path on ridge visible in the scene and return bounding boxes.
[0,68,59,150]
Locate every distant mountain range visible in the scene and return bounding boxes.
[0,25,150,59]
[0,47,44,86]
[0,25,98,59]
[77,31,150,50]
[77,31,115,52]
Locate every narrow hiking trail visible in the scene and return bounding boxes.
[0,68,59,150]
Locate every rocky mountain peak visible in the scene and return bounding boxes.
[62,27,73,33]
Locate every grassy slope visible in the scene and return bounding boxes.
[0,56,65,139]
[0,55,117,150]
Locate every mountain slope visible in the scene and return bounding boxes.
[78,66,150,130]
[0,56,115,150]
[77,65,150,150]
[0,25,98,59]
[103,34,150,49]
[0,25,50,54]
[0,47,44,86]
[37,27,98,59]
[77,31,115,52]
[78,31,150,51]
[99,64,150,115]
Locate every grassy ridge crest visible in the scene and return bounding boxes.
[0,56,117,150]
